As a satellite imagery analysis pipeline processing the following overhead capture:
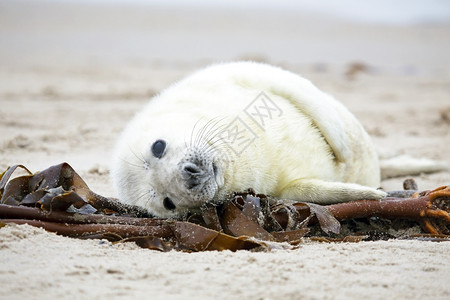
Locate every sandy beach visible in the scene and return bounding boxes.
[1,1,449,299]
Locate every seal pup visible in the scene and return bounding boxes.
[111,62,386,218]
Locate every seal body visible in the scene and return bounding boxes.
[112,62,385,218]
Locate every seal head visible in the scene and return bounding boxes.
[112,118,226,218]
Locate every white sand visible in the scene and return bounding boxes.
[0,1,449,299]
[1,224,449,300]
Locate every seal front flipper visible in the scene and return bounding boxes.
[278,178,386,204]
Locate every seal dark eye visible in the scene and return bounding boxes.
[163,197,176,210]
[151,139,166,158]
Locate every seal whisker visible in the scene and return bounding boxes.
[195,118,228,154]
[202,143,231,160]
[198,141,219,156]
[204,137,228,151]
[127,146,148,165]
[201,126,230,154]
[194,118,215,148]
[190,118,205,148]
[193,118,213,148]
[206,130,228,148]
[119,157,146,170]
[201,119,228,146]
[194,116,226,148]
[135,190,152,204]
[199,142,232,162]
[198,137,223,153]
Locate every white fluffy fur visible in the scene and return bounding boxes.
[112,62,386,218]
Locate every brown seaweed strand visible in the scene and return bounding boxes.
[1,219,173,238]
[0,204,168,226]
[325,196,428,221]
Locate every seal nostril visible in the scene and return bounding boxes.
[185,167,199,173]
[184,164,201,175]
[163,197,176,210]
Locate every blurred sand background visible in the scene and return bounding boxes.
[0,0,449,299]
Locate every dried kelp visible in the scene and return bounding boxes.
[1,163,449,251]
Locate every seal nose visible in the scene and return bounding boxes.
[181,162,205,190]
[183,163,202,175]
